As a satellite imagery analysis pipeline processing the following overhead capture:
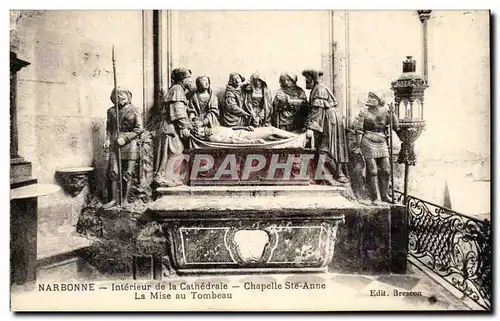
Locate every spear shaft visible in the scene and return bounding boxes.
[112,46,123,206]
[389,103,395,204]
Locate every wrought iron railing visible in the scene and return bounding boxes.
[394,191,491,310]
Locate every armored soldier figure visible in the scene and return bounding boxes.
[103,87,143,208]
[353,92,399,205]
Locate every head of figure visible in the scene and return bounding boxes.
[302,69,323,90]
[250,73,267,90]
[110,87,132,107]
[172,68,194,91]
[228,73,245,88]
[279,73,297,89]
[196,76,211,92]
[365,92,384,109]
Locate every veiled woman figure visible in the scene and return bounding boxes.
[188,76,220,128]
[272,72,308,132]
[222,72,251,127]
[242,73,273,127]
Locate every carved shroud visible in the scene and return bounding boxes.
[189,133,308,149]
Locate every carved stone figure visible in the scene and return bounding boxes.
[154,68,195,187]
[242,73,273,127]
[103,87,143,208]
[188,76,219,128]
[272,72,308,132]
[346,128,367,200]
[353,92,399,205]
[192,120,296,144]
[222,72,250,127]
[302,69,349,184]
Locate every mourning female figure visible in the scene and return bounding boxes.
[272,72,308,132]
[242,73,273,127]
[353,92,399,205]
[302,69,349,184]
[188,76,219,128]
[222,72,251,127]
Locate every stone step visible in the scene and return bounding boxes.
[147,195,356,219]
[38,227,92,261]
[10,160,33,186]
[157,184,347,198]
[38,255,104,283]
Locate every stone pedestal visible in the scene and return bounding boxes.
[10,184,60,286]
[95,185,408,278]
[10,197,38,285]
[332,204,408,274]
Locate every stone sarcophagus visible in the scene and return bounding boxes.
[147,185,352,273]
[168,222,342,272]
[96,191,407,278]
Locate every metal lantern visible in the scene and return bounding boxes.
[391,56,428,201]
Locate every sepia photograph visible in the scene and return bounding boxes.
[8,8,491,312]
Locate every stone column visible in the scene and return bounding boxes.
[418,10,432,84]
[10,51,30,161]
[331,11,351,127]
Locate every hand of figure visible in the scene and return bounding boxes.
[116,137,127,146]
[306,129,314,138]
[193,119,203,129]
[353,146,362,155]
[180,128,191,138]
[103,140,110,149]
[246,126,255,132]
[276,92,287,102]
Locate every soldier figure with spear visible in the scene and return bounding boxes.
[103,46,143,208]
[352,92,399,205]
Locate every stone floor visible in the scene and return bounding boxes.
[10,257,478,311]
[37,224,92,261]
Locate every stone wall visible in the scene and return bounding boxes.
[11,10,146,237]
[411,11,490,214]
[173,10,330,109]
[335,10,490,213]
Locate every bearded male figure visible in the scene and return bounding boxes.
[302,69,349,184]
[154,68,195,187]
